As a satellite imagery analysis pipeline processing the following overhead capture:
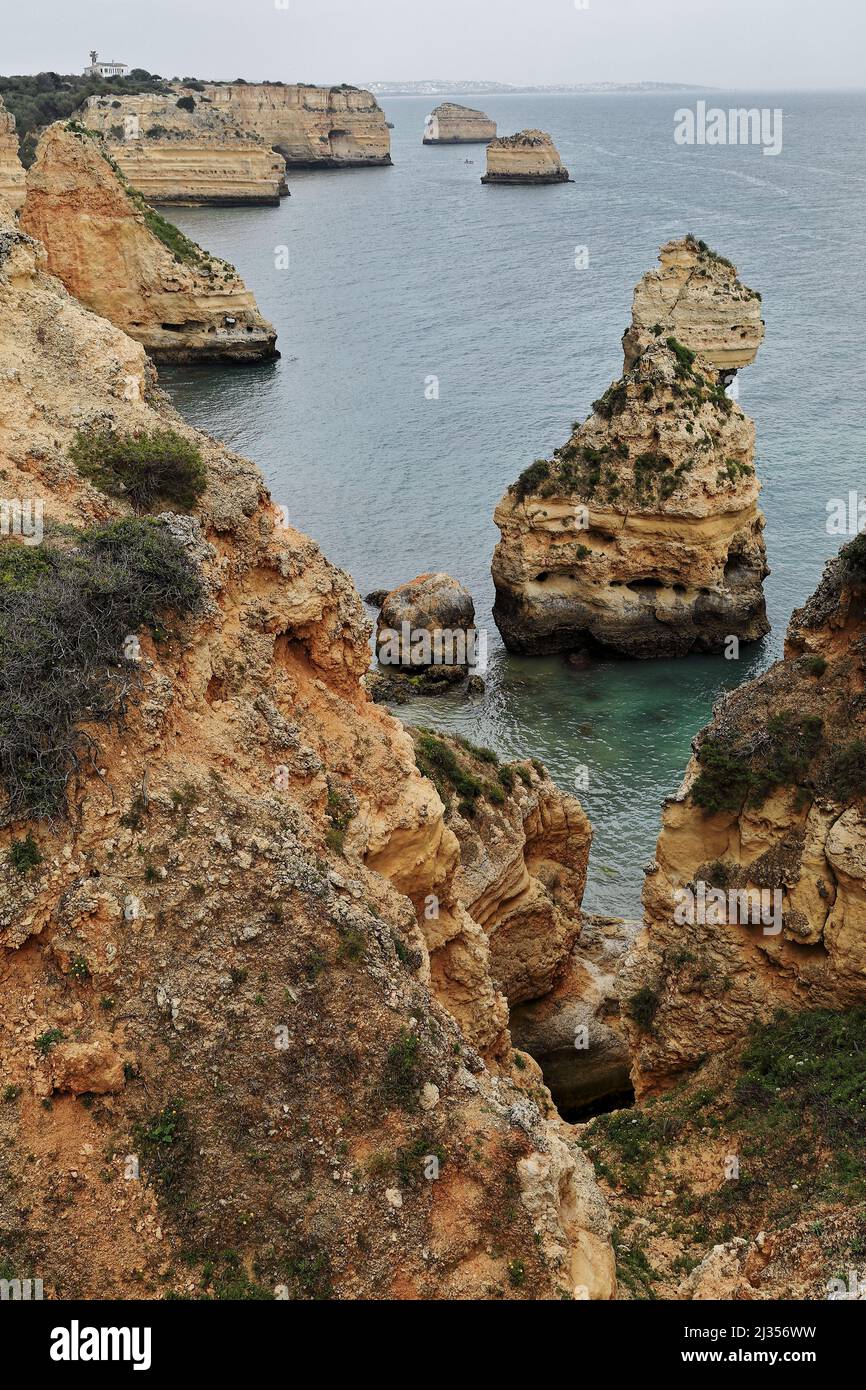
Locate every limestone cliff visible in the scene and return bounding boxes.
[0,95,25,211]
[200,83,392,167]
[482,131,570,185]
[619,538,866,1096]
[78,93,288,205]
[492,243,769,658]
[20,122,277,363]
[622,235,765,376]
[0,196,614,1300]
[424,103,496,144]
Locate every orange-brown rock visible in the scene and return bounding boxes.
[20,122,277,362]
[0,194,614,1300]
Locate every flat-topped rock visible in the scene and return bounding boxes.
[424,103,496,144]
[482,129,570,184]
[78,92,288,205]
[199,82,392,167]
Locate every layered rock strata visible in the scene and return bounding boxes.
[482,130,570,184]
[78,93,288,204]
[200,83,392,167]
[0,196,613,1300]
[20,122,277,362]
[492,243,768,657]
[620,537,866,1096]
[622,235,765,377]
[424,103,496,144]
[0,95,25,211]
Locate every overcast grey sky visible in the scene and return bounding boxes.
[4,0,863,89]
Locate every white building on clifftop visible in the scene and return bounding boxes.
[84,50,129,78]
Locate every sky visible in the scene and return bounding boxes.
[2,0,863,90]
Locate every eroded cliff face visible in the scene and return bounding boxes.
[0,197,614,1300]
[622,236,765,376]
[410,732,592,1007]
[482,131,570,184]
[620,544,866,1097]
[201,83,392,167]
[492,242,769,658]
[79,93,288,205]
[20,122,277,362]
[424,103,496,144]
[0,95,25,211]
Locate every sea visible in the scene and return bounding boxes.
[158,89,866,917]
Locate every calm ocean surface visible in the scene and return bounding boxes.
[160,90,866,916]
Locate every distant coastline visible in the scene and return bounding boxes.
[364,80,713,96]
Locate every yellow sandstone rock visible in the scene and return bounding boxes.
[0,95,25,211]
[492,241,768,657]
[424,103,496,144]
[482,130,570,184]
[79,92,288,205]
[200,82,392,167]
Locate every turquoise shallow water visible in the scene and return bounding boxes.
[159,90,866,917]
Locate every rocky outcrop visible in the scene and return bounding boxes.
[424,103,496,144]
[376,572,476,669]
[427,738,593,1004]
[200,83,392,167]
[492,243,769,658]
[0,195,614,1300]
[78,93,288,205]
[622,235,765,377]
[0,95,25,211]
[20,122,277,362]
[619,537,866,1096]
[482,130,570,184]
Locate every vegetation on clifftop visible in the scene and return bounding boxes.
[70,426,207,512]
[0,520,203,819]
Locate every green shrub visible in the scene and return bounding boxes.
[35,1028,64,1055]
[627,986,660,1032]
[70,427,206,512]
[840,533,866,588]
[820,741,866,803]
[176,95,196,112]
[9,833,42,873]
[511,458,551,501]
[692,714,823,815]
[803,654,827,677]
[592,381,628,420]
[0,520,203,818]
[382,1030,422,1110]
[134,1100,193,1204]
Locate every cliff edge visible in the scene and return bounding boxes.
[20,122,277,363]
